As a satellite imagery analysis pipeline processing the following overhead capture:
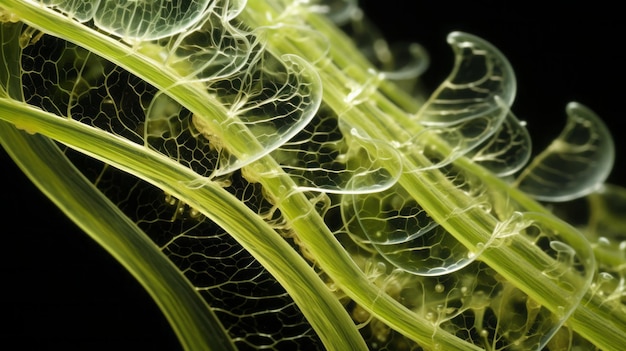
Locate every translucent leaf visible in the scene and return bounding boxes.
[39,0,99,22]
[515,102,615,202]
[39,1,252,84]
[21,34,321,180]
[344,173,496,276]
[39,0,215,40]
[203,53,323,176]
[406,31,518,170]
[379,42,429,82]
[368,224,487,277]
[273,115,402,194]
[343,184,439,246]
[469,110,532,176]
[360,40,430,98]
[340,14,428,86]
[316,0,359,26]
[406,96,509,171]
[415,31,516,126]
[140,3,253,83]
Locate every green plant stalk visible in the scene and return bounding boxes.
[0,95,370,350]
[0,98,482,351]
[227,8,626,350]
[0,3,485,349]
[241,3,626,349]
[0,125,238,351]
[0,11,368,349]
[0,0,268,164]
[2,1,625,350]
[0,22,236,351]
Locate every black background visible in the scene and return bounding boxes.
[2,2,624,350]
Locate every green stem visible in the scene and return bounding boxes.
[0,99,368,351]
[0,123,237,351]
[0,0,264,162]
[240,3,626,349]
[3,1,625,350]
[0,3,482,349]
[1,20,235,351]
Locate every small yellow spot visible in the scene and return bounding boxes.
[14,122,38,135]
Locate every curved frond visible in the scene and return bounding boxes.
[515,102,615,202]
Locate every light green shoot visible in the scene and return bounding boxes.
[1,1,625,350]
